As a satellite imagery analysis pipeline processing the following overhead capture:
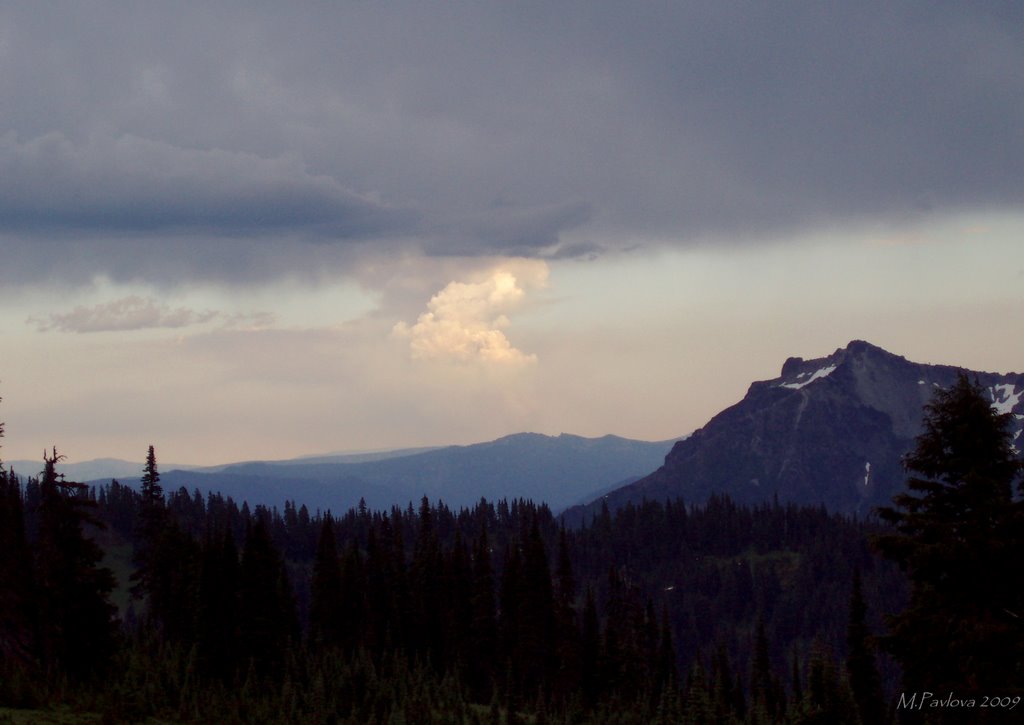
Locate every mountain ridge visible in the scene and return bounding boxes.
[564,340,1023,523]
[63,432,681,514]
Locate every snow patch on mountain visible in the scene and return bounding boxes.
[779,364,837,390]
[989,384,1022,415]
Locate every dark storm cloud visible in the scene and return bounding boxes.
[0,133,415,237]
[1,1,1021,285]
[424,200,594,257]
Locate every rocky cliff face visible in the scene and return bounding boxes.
[572,341,1023,518]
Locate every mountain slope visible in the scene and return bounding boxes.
[115,433,680,514]
[4,457,199,482]
[566,341,1023,521]
[6,447,441,482]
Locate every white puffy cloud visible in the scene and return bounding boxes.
[393,261,548,365]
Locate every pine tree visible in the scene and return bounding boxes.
[237,517,297,680]
[151,520,201,644]
[749,619,782,722]
[579,587,601,708]
[195,527,239,681]
[131,446,167,604]
[711,643,742,723]
[552,527,582,703]
[0,401,30,672]
[363,522,393,654]
[0,466,36,674]
[874,373,1024,695]
[655,604,677,700]
[555,527,576,609]
[682,658,713,725]
[129,446,203,645]
[309,514,343,650]
[797,642,857,725]
[338,537,366,651]
[409,496,444,665]
[845,570,883,725]
[444,529,473,680]
[517,517,556,698]
[498,538,523,698]
[34,448,118,681]
[468,525,498,701]
[140,444,163,510]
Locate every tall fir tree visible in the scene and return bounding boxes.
[140,445,162,509]
[237,517,297,680]
[337,537,366,652]
[34,448,118,682]
[0,466,36,674]
[410,496,444,665]
[579,587,601,709]
[0,402,36,673]
[444,529,474,678]
[131,446,199,643]
[750,619,783,723]
[195,526,239,681]
[845,569,883,725]
[309,514,343,650]
[874,374,1024,696]
[131,446,167,602]
[468,524,498,701]
[552,527,582,703]
[517,517,557,699]
[498,537,523,696]
[798,642,857,725]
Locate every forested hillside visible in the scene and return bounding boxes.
[0,461,900,724]
[1,376,1021,723]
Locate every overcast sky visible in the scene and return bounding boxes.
[2,1,1022,466]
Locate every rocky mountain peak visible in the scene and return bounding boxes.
[567,342,1023,522]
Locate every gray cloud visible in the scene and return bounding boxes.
[28,296,272,333]
[0,132,415,237]
[1,1,1021,285]
[423,200,593,257]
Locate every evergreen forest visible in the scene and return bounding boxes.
[0,375,1021,724]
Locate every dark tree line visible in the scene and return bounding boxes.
[0,460,897,723]
[0,448,118,697]
[1,375,1021,723]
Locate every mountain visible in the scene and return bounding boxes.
[564,340,1023,522]
[5,447,443,482]
[103,433,680,514]
[4,457,201,482]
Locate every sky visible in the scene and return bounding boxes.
[1,1,1023,467]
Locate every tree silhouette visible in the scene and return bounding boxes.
[34,449,118,681]
[309,514,343,650]
[237,517,297,680]
[845,569,883,725]
[875,373,1024,696]
[195,526,239,681]
[0,466,36,673]
[132,446,168,602]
